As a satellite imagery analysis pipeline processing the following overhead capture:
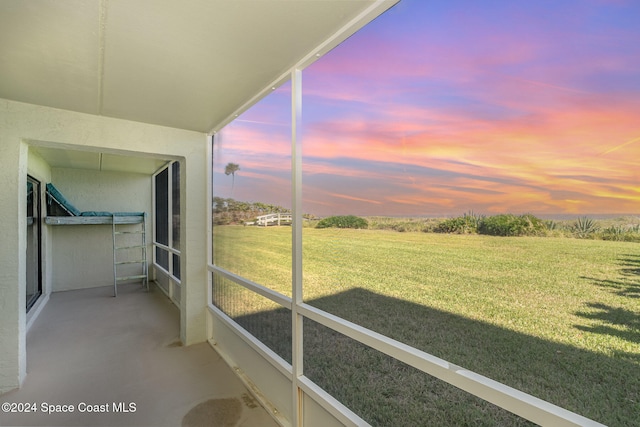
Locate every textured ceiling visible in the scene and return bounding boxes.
[0,0,397,134]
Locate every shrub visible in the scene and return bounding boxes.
[316,215,368,229]
[477,213,546,237]
[521,213,546,230]
[601,225,640,242]
[435,217,472,234]
[366,217,429,233]
[572,217,599,238]
[434,211,483,234]
[601,225,625,241]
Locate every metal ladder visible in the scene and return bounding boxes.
[112,213,148,297]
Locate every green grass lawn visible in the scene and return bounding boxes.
[213,225,640,426]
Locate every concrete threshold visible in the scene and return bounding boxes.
[0,283,279,427]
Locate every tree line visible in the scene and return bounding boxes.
[213,197,290,225]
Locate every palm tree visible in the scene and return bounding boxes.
[224,162,240,197]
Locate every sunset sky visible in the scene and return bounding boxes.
[214,0,640,217]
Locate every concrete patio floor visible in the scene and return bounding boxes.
[0,284,279,427]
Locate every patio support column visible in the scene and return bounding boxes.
[291,68,304,426]
[0,137,27,393]
[179,150,208,345]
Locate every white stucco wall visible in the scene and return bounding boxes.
[51,168,151,213]
[0,141,28,393]
[0,98,208,393]
[50,168,152,292]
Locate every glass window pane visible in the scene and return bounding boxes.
[303,318,528,426]
[155,168,169,246]
[156,247,169,271]
[212,274,291,363]
[172,253,180,280]
[171,162,180,251]
[300,1,640,425]
[212,81,292,296]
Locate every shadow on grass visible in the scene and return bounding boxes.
[575,303,640,344]
[228,288,639,427]
[619,253,640,277]
[586,278,640,299]
[575,253,640,371]
[580,254,640,299]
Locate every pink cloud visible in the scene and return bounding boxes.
[295,91,640,215]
